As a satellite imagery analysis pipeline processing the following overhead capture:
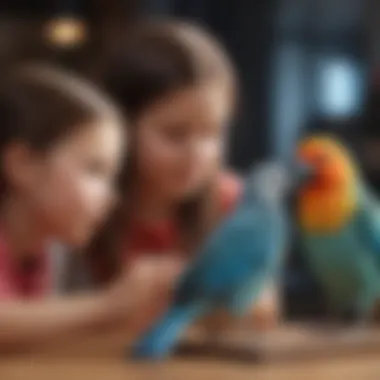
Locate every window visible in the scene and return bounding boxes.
[316,57,363,118]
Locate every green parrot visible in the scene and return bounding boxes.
[296,135,380,323]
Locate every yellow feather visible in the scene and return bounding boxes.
[299,188,356,232]
[298,135,357,232]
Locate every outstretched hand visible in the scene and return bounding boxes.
[124,254,186,335]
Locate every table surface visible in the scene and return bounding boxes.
[1,328,380,380]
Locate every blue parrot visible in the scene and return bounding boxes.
[297,136,380,323]
[131,161,299,360]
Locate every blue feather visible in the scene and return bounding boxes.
[132,303,207,360]
[355,186,380,263]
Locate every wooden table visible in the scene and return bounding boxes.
[1,327,380,380]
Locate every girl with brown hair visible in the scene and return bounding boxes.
[88,19,279,336]
[0,65,155,349]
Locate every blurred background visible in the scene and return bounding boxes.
[0,0,377,320]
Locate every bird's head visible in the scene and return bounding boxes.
[296,135,358,232]
[246,162,289,201]
[245,161,309,203]
[297,135,357,193]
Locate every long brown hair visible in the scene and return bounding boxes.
[87,19,237,284]
[0,64,122,197]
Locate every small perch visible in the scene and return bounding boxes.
[169,323,380,363]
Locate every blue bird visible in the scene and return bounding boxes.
[131,161,299,360]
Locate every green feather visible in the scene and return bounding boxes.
[302,183,380,316]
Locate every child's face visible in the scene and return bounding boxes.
[134,84,232,201]
[12,120,125,247]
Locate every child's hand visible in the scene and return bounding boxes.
[246,287,280,331]
[99,272,139,322]
[100,261,167,322]
[199,286,280,334]
[126,255,186,334]
[129,255,185,295]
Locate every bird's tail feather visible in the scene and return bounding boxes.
[131,303,206,360]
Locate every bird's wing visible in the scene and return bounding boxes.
[174,208,280,304]
[354,186,380,266]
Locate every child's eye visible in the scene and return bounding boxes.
[162,125,189,143]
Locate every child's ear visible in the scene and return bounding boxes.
[2,142,39,190]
